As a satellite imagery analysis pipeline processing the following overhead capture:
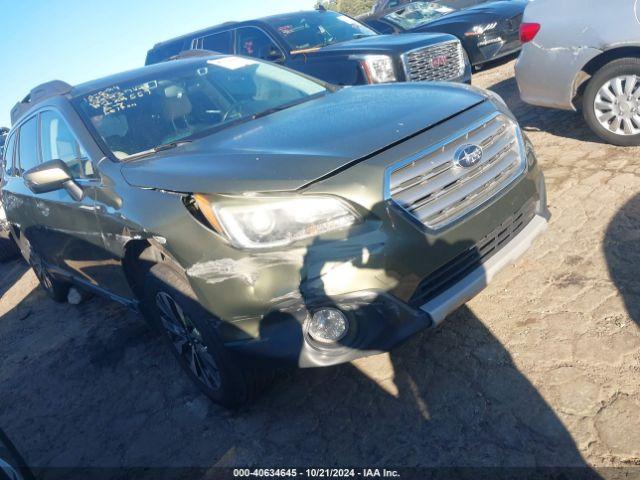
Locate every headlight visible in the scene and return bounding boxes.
[465,22,498,36]
[194,195,359,249]
[356,55,397,84]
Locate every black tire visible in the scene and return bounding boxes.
[0,238,19,263]
[583,58,640,146]
[28,251,70,303]
[143,263,268,408]
[0,427,35,480]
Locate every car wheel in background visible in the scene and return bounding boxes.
[583,58,640,146]
[143,263,271,408]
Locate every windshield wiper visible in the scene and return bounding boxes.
[251,105,294,120]
[121,140,192,161]
[154,140,192,152]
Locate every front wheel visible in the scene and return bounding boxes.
[143,263,270,408]
[28,250,70,303]
[583,58,640,146]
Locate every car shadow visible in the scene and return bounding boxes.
[486,76,607,145]
[604,193,640,327]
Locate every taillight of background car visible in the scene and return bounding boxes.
[520,23,541,43]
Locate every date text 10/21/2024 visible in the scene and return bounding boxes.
[233,468,400,478]
[232,468,401,478]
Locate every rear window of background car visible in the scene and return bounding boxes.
[201,31,233,53]
[17,116,39,175]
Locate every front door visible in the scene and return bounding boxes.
[12,109,108,288]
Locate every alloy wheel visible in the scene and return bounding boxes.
[155,291,222,391]
[31,255,53,293]
[594,75,640,136]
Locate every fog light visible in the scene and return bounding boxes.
[307,308,348,344]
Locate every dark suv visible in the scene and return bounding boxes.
[146,9,471,85]
[3,55,546,407]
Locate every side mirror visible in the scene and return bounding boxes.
[23,160,84,201]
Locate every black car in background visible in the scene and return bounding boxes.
[361,1,526,68]
[146,9,471,85]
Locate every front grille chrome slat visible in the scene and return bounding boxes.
[420,159,521,228]
[387,113,526,230]
[392,136,517,209]
[411,150,520,223]
[402,40,465,82]
[389,116,508,191]
[403,144,518,216]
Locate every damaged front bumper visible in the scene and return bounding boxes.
[226,199,548,368]
[173,100,548,369]
[183,164,548,368]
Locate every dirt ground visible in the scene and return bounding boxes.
[0,60,639,477]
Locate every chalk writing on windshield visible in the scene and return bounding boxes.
[86,81,158,116]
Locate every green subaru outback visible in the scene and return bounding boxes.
[2,54,547,406]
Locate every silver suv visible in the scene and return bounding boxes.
[515,0,640,146]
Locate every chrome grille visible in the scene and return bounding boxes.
[387,113,526,230]
[402,40,465,82]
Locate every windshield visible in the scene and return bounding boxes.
[383,2,455,30]
[265,11,378,52]
[73,57,328,160]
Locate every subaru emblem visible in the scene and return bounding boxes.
[454,144,483,168]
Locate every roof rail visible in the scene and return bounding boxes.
[10,80,73,125]
[166,49,218,62]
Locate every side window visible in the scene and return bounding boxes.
[40,110,95,179]
[368,20,395,35]
[17,116,39,175]
[235,27,283,61]
[201,31,233,53]
[3,132,17,177]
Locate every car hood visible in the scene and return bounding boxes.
[121,83,486,194]
[309,32,457,54]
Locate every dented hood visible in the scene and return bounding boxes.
[121,83,485,194]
